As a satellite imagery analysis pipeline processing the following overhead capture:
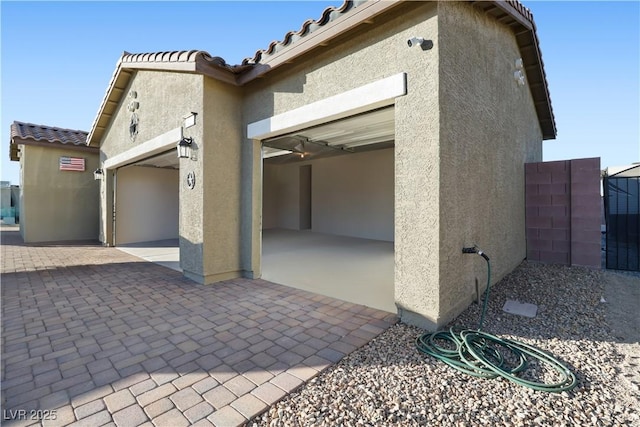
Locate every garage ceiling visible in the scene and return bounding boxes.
[131,149,179,169]
[263,107,394,163]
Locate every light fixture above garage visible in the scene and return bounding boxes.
[93,168,104,180]
[177,137,193,159]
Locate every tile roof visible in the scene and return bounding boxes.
[10,121,95,161]
[241,0,359,65]
[11,121,88,145]
[120,50,251,74]
[86,50,254,146]
[87,0,556,145]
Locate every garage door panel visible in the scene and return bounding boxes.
[115,166,179,245]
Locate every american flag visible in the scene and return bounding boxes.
[59,156,85,172]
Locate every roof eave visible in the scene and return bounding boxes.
[12,137,99,152]
[472,1,557,140]
[236,0,405,85]
[86,0,556,146]
[86,52,250,147]
[86,54,129,147]
[235,0,556,139]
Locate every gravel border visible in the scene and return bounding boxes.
[252,261,639,426]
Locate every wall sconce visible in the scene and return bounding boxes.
[93,168,104,180]
[177,137,193,159]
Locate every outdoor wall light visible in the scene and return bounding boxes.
[177,137,193,159]
[93,168,104,181]
[407,37,433,50]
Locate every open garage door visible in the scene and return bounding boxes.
[114,150,180,254]
[261,107,395,312]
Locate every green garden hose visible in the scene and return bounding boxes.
[416,246,577,393]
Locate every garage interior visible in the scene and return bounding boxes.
[115,149,180,271]
[261,107,396,313]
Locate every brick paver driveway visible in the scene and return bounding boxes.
[1,227,396,426]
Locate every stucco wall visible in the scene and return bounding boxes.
[97,69,245,284]
[195,77,244,283]
[263,148,394,241]
[114,166,178,245]
[19,145,99,243]
[99,71,202,160]
[98,70,203,248]
[243,1,441,322]
[435,2,543,325]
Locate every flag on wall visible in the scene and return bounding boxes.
[59,156,85,172]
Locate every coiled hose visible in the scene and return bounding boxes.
[416,247,577,393]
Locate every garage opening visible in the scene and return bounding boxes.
[261,107,395,312]
[114,149,180,271]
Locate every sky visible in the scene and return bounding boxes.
[1,1,638,185]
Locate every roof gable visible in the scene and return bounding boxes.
[87,0,556,146]
[85,50,254,147]
[470,1,556,139]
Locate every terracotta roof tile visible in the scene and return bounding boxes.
[11,121,88,145]
[120,49,249,73]
[505,0,534,22]
[87,0,556,144]
[86,50,254,146]
[241,0,357,65]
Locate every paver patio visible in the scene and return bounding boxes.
[0,227,397,426]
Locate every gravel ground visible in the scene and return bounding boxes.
[252,262,639,426]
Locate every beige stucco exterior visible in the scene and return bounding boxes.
[197,77,244,283]
[17,144,99,243]
[434,2,543,326]
[97,70,247,284]
[92,1,548,330]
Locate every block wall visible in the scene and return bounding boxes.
[525,158,601,268]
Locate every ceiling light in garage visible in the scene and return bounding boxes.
[263,147,294,159]
[262,107,394,163]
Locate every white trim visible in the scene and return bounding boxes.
[247,72,407,140]
[104,127,183,170]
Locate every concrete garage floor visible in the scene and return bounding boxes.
[117,239,181,272]
[117,230,396,313]
[262,229,395,313]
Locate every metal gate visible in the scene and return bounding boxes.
[604,164,640,271]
